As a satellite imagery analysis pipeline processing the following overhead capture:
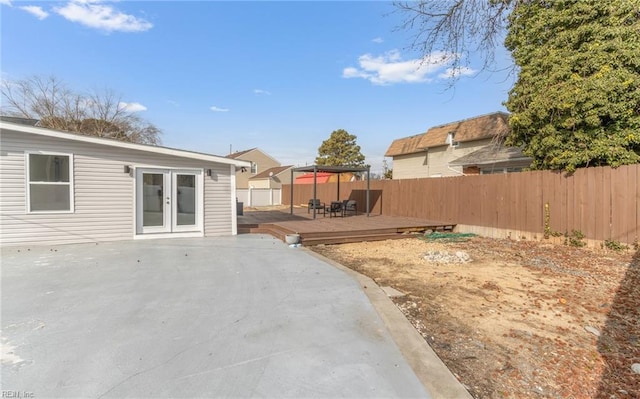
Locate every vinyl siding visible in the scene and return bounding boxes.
[248,179,271,189]
[203,164,233,237]
[233,150,280,189]
[0,129,233,246]
[392,152,430,179]
[392,138,494,179]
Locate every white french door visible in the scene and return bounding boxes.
[136,168,203,234]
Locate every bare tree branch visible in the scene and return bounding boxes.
[393,0,517,81]
[1,75,161,145]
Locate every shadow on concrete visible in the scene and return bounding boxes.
[596,248,639,398]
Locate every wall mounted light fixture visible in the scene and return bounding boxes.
[206,169,212,177]
[124,165,131,174]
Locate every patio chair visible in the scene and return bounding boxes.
[328,201,343,218]
[343,200,357,216]
[307,199,326,216]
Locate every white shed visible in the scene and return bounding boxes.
[0,121,250,246]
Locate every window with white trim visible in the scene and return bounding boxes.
[250,162,257,174]
[27,153,74,212]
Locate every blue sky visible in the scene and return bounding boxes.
[1,0,515,173]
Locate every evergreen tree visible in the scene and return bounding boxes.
[315,129,366,167]
[505,0,640,171]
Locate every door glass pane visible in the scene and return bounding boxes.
[176,174,196,226]
[143,173,164,227]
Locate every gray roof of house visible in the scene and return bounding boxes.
[0,116,40,126]
[449,144,532,166]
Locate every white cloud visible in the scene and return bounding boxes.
[438,67,476,79]
[210,106,229,112]
[0,0,13,7]
[54,0,153,33]
[253,89,271,96]
[342,49,453,85]
[118,101,147,112]
[371,37,383,44]
[20,6,49,20]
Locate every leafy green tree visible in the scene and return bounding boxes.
[505,1,640,171]
[315,129,366,167]
[395,1,640,171]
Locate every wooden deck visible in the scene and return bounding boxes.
[237,207,455,245]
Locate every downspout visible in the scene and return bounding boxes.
[230,164,238,235]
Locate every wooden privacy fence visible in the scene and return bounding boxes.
[282,164,639,244]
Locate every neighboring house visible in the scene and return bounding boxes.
[385,112,531,179]
[226,148,281,189]
[249,165,295,189]
[448,144,532,175]
[0,121,250,246]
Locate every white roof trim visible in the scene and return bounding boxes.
[0,121,251,167]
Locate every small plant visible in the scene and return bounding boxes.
[543,203,562,239]
[565,230,586,247]
[633,239,639,251]
[543,203,551,239]
[603,239,629,252]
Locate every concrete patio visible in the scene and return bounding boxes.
[2,235,437,398]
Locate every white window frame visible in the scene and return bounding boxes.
[25,151,75,214]
[250,162,257,174]
[134,167,204,236]
[446,132,459,148]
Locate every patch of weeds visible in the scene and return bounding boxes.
[565,230,586,248]
[603,239,629,252]
[420,231,476,243]
[543,203,563,239]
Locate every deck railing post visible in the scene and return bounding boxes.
[366,166,370,217]
[313,165,317,220]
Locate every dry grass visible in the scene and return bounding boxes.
[312,236,638,399]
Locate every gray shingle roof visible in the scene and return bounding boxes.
[449,144,532,166]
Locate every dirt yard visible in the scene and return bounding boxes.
[311,235,639,399]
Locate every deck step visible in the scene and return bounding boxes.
[238,223,297,241]
[300,227,399,239]
[301,232,417,246]
[239,216,456,246]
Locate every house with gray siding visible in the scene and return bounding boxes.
[0,121,250,246]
